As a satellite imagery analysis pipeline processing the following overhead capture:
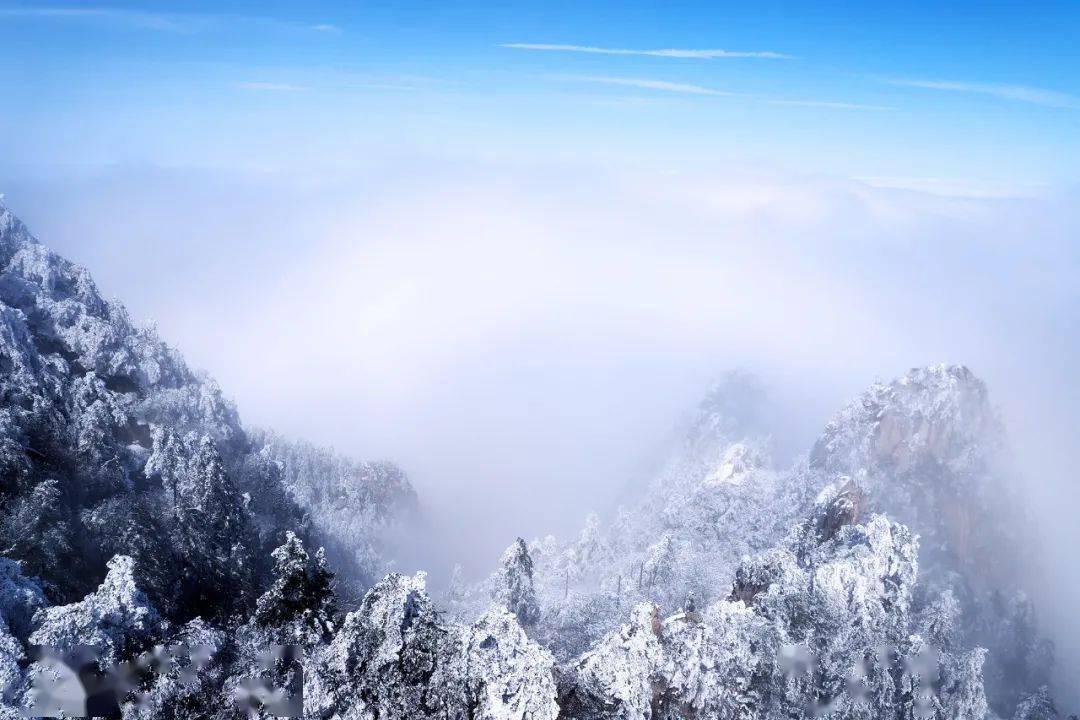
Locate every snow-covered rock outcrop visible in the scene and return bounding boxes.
[309,571,558,719]
[561,502,988,720]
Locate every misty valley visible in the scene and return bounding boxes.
[0,201,1070,720]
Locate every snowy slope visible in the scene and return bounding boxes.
[0,201,416,611]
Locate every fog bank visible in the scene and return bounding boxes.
[3,160,1078,698]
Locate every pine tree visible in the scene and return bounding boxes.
[254,531,336,645]
[0,478,71,593]
[920,587,962,649]
[495,538,540,627]
[447,563,467,604]
[1014,686,1059,720]
[145,425,188,512]
[169,435,257,620]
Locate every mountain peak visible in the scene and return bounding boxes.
[810,362,1000,480]
[0,201,37,261]
[680,370,776,462]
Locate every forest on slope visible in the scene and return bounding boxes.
[0,201,1071,719]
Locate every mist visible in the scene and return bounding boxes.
[3,158,1079,700]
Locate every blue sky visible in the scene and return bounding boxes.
[1,0,1079,191]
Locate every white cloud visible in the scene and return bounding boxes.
[769,99,892,111]
[0,6,340,35]
[0,6,185,31]
[888,78,1080,109]
[236,82,309,92]
[574,75,737,96]
[501,43,791,59]
[570,76,887,111]
[858,176,1048,199]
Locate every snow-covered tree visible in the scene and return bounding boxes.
[495,537,541,627]
[462,605,558,720]
[0,558,45,644]
[122,618,227,720]
[560,603,663,719]
[308,571,557,719]
[253,531,336,645]
[146,430,258,619]
[28,555,160,666]
[0,480,70,597]
[307,572,459,718]
[1015,686,1060,720]
[0,616,23,708]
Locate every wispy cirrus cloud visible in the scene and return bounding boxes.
[574,76,739,96]
[570,76,889,111]
[0,6,186,31]
[0,6,339,35]
[859,175,1048,199]
[237,82,309,92]
[769,99,893,111]
[888,78,1080,109]
[502,43,791,59]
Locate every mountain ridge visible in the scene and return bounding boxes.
[0,201,416,607]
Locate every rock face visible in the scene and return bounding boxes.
[801,364,1021,585]
[795,365,1045,716]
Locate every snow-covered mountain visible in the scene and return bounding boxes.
[0,201,416,607]
[0,202,421,713]
[0,201,1066,718]
[795,366,1049,716]
[455,366,1059,718]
